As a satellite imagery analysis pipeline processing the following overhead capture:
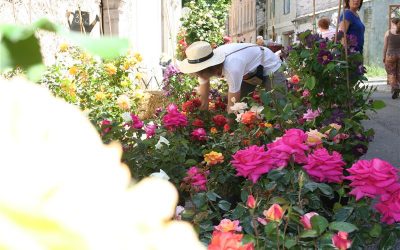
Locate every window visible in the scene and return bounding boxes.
[284,0,290,14]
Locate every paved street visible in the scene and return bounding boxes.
[362,82,400,167]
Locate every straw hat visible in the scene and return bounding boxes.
[178,41,225,74]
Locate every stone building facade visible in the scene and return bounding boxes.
[228,0,257,43]
[265,0,297,46]
[0,0,182,86]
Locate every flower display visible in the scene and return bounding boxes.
[162,104,188,130]
[208,231,254,250]
[246,195,256,209]
[300,212,318,230]
[212,114,228,127]
[332,232,352,250]
[204,151,224,166]
[346,159,400,200]
[182,99,201,112]
[263,204,284,222]
[214,219,242,232]
[183,167,209,191]
[303,148,345,183]
[230,102,248,114]
[150,169,170,181]
[231,145,273,183]
[191,128,207,141]
[375,187,400,224]
[303,108,321,121]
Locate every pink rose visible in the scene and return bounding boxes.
[266,129,309,167]
[375,186,400,224]
[332,232,352,250]
[231,145,274,183]
[101,119,112,134]
[346,158,400,200]
[332,133,349,143]
[144,123,156,138]
[183,166,209,191]
[130,114,144,129]
[162,104,188,130]
[191,128,207,141]
[246,194,256,209]
[300,212,318,230]
[214,219,242,232]
[303,108,321,121]
[303,148,345,183]
[302,89,310,97]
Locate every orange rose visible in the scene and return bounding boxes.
[263,204,284,222]
[204,151,224,166]
[241,111,257,125]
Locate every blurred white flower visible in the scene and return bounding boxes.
[250,105,264,118]
[155,136,170,149]
[0,78,205,250]
[122,112,132,122]
[230,102,248,114]
[175,206,185,220]
[150,169,170,181]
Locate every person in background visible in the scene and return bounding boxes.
[318,16,336,40]
[383,18,400,99]
[178,41,283,113]
[256,36,266,46]
[339,0,365,53]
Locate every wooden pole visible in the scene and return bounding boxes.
[341,0,351,112]
[313,0,316,33]
[106,0,112,35]
[334,0,342,43]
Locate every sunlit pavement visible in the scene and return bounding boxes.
[362,80,400,167]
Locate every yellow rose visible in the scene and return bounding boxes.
[68,66,79,76]
[264,123,273,128]
[135,72,143,81]
[120,80,131,88]
[134,53,143,62]
[95,92,106,101]
[204,151,224,166]
[59,43,68,52]
[117,94,131,110]
[306,129,327,146]
[104,63,117,76]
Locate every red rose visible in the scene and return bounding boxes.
[213,115,228,127]
[192,118,205,127]
[291,75,300,84]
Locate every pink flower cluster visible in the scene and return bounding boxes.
[183,166,209,191]
[303,148,345,183]
[231,145,274,183]
[144,124,156,138]
[162,104,188,130]
[191,128,207,141]
[131,114,144,129]
[346,158,400,224]
[266,129,309,168]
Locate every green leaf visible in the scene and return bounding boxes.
[369,223,382,238]
[264,222,277,236]
[379,232,397,250]
[304,182,318,192]
[218,200,231,211]
[206,191,220,201]
[240,189,249,203]
[300,229,318,238]
[310,215,329,235]
[185,159,197,166]
[300,50,311,58]
[305,76,316,90]
[329,222,358,233]
[64,32,129,60]
[334,206,354,221]
[284,238,297,249]
[192,193,207,209]
[267,169,286,181]
[260,91,271,105]
[32,18,60,32]
[317,183,333,196]
[371,100,386,110]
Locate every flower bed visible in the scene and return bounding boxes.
[39,31,399,249]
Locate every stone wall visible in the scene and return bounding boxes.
[0,0,101,65]
[296,0,337,17]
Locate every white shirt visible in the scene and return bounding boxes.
[199,43,282,93]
